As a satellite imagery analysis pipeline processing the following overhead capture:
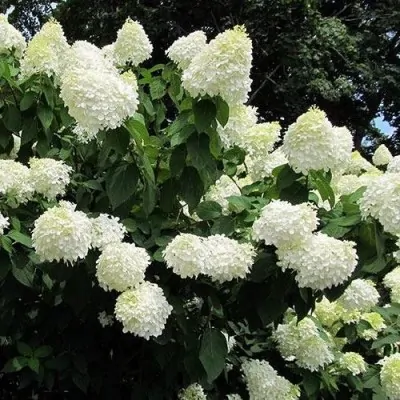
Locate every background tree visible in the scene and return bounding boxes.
[2,0,399,153]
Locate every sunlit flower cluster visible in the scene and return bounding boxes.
[372,144,393,166]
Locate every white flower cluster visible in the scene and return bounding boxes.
[282,107,353,175]
[0,14,26,58]
[166,31,207,70]
[383,267,400,303]
[113,18,153,66]
[252,200,318,248]
[59,36,138,142]
[387,156,400,173]
[337,352,367,375]
[32,201,92,263]
[277,233,358,290]
[114,281,172,339]
[337,279,380,312]
[217,104,258,148]
[163,233,255,282]
[0,160,33,204]
[204,175,240,214]
[19,19,69,79]
[274,317,334,371]
[360,312,386,340]
[182,26,252,106]
[346,151,376,175]
[372,144,393,166]
[0,212,9,235]
[359,172,400,235]
[29,158,72,200]
[246,147,288,182]
[178,383,207,400]
[379,353,400,400]
[90,213,127,250]
[96,242,150,292]
[332,171,381,197]
[241,359,300,400]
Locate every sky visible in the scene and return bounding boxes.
[374,115,394,137]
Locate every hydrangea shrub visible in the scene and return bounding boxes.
[1,14,400,399]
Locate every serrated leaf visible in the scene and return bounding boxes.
[20,91,37,111]
[227,195,252,213]
[199,328,227,383]
[193,99,216,133]
[8,229,32,247]
[196,201,222,220]
[12,265,35,287]
[28,358,40,374]
[37,106,53,130]
[149,78,166,100]
[105,163,139,209]
[179,167,204,211]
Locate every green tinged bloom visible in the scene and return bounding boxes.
[380,353,400,400]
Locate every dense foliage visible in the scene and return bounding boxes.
[1,0,400,153]
[1,14,400,400]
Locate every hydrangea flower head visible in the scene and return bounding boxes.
[338,279,380,312]
[252,200,318,248]
[91,213,126,250]
[166,31,207,70]
[114,281,172,339]
[0,14,26,58]
[113,18,152,66]
[32,201,92,263]
[29,158,72,200]
[380,353,400,400]
[372,144,393,166]
[20,19,69,78]
[182,26,252,106]
[96,242,150,292]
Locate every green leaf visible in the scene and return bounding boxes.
[143,181,157,216]
[28,358,40,374]
[105,163,139,209]
[199,328,228,383]
[21,118,38,145]
[196,201,222,220]
[37,106,53,130]
[371,334,400,350]
[211,216,235,236]
[17,342,33,357]
[3,105,22,132]
[12,265,35,287]
[160,178,179,213]
[362,257,387,274]
[2,356,28,372]
[275,164,301,191]
[103,128,130,155]
[179,167,204,211]
[149,78,166,100]
[20,91,36,111]
[224,147,246,165]
[310,170,335,208]
[321,222,351,238]
[193,99,217,133]
[186,133,218,188]
[170,124,195,147]
[72,373,89,393]
[215,97,229,127]
[122,218,137,232]
[8,230,32,247]
[227,195,252,213]
[302,372,320,397]
[34,346,53,359]
[333,214,361,227]
[170,144,187,177]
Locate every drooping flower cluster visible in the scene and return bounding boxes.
[241,359,300,400]
[96,242,150,292]
[337,352,367,375]
[277,233,358,290]
[252,200,318,248]
[274,316,334,371]
[32,201,92,263]
[19,19,69,79]
[337,279,380,312]
[166,31,207,70]
[178,383,207,400]
[112,18,153,66]
[282,107,353,175]
[203,175,241,214]
[164,233,255,282]
[90,213,127,250]
[29,158,72,200]
[372,144,393,166]
[383,267,400,303]
[379,353,400,400]
[114,281,172,339]
[0,212,9,235]
[0,160,34,204]
[0,14,26,58]
[182,26,252,106]
[359,172,400,235]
